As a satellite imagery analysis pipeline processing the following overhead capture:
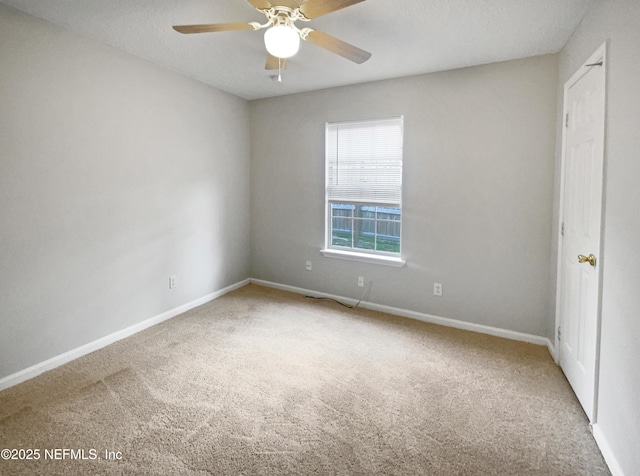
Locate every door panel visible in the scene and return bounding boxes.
[558,45,606,422]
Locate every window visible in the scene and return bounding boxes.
[322,117,404,266]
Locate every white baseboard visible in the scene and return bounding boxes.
[250,279,551,348]
[0,278,250,392]
[0,277,554,392]
[546,339,557,361]
[592,424,625,476]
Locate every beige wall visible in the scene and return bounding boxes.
[0,5,251,379]
[250,54,558,337]
[555,0,640,473]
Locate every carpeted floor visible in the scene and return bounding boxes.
[0,284,609,475]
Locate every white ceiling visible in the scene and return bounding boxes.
[1,0,593,100]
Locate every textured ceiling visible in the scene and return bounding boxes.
[0,0,593,100]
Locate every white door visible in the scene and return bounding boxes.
[557,44,606,422]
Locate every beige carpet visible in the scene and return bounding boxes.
[0,284,609,475]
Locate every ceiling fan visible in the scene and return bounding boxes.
[172,0,371,72]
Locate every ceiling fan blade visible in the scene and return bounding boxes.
[173,23,255,34]
[275,0,301,8]
[299,0,366,19]
[305,29,371,64]
[247,0,273,10]
[265,54,287,70]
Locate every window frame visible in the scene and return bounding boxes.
[321,117,406,267]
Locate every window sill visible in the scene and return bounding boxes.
[320,249,406,267]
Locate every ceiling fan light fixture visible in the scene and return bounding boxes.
[264,25,300,59]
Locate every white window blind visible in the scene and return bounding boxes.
[326,117,403,205]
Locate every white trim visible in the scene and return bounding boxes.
[320,249,406,267]
[251,279,551,348]
[592,424,625,476]
[546,339,556,361]
[0,279,250,392]
[554,40,608,422]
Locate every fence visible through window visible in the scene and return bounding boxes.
[331,203,400,253]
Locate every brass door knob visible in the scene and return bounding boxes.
[578,254,597,267]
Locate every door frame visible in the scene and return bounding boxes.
[554,41,608,423]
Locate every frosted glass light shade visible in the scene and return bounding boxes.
[264,25,300,58]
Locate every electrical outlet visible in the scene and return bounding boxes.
[306,260,312,271]
[169,276,177,289]
[434,283,442,296]
[358,276,364,287]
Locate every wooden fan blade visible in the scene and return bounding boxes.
[265,54,287,70]
[247,0,273,10]
[305,29,371,63]
[173,23,254,34]
[274,0,300,8]
[299,0,366,19]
